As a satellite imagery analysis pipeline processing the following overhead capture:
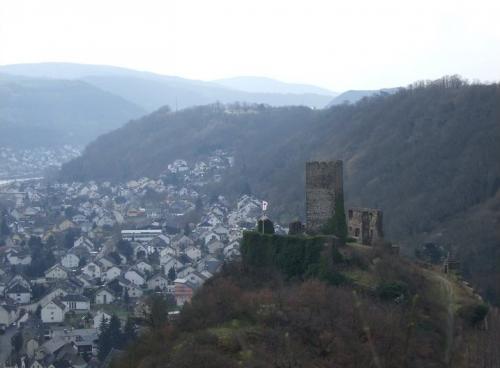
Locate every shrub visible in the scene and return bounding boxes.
[376,281,408,301]
[459,303,489,326]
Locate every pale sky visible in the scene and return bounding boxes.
[1,0,499,91]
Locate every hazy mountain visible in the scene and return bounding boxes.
[214,76,337,96]
[327,88,399,106]
[60,77,500,304]
[0,63,334,110]
[82,75,334,112]
[0,74,145,148]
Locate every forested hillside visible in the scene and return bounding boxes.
[60,77,500,303]
[0,75,145,148]
[113,240,498,368]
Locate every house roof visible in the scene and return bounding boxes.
[147,272,168,282]
[60,294,90,303]
[96,287,116,296]
[46,264,70,274]
[6,283,30,294]
[45,299,66,310]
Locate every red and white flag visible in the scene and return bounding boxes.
[262,201,269,211]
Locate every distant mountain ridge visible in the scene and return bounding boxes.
[0,63,335,111]
[327,87,399,106]
[213,76,337,96]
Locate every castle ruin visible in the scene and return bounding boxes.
[305,160,343,234]
[347,207,383,246]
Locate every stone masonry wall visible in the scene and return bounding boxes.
[347,207,383,245]
[305,161,343,234]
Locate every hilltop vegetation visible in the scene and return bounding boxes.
[113,236,497,368]
[60,77,500,304]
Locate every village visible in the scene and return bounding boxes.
[0,146,81,181]
[0,149,287,368]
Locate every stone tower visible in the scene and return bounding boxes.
[305,160,343,234]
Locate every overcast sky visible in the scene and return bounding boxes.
[1,0,499,91]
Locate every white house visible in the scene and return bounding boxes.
[185,246,202,261]
[25,337,39,359]
[61,253,80,269]
[41,300,66,323]
[159,246,176,259]
[213,225,229,236]
[104,266,122,282]
[126,284,143,299]
[97,257,115,270]
[45,264,70,280]
[173,235,194,248]
[207,240,225,254]
[185,271,208,287]
[36,288,67,308]
[131,242,148,259]
[124,269,146,286]
[203,232,221,245]
[134,261,153,275]
[148,235,171,252]
[7,275,31,290]
[95,288,116,305]
[81,262,101,279]
[74,236,94,251]
[177,265,196,279]
[6,284,31,304]
[147,273,169,291]
[60,294,90,312]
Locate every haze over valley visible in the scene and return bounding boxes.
[0,1,499,367]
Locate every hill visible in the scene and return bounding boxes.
[0,74,145,148]
[213,76,337,95]
[112,235,497,368]
[59,77,500,303]
[0,63,334,110]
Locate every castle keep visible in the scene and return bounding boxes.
[347,207,383,246]
[305,160,343,234]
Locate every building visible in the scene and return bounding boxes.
[45,264,70,280]
[124,269,146,286]
[41,300,66,323]
[121,229,162,243]
[82,262,101,279]
[6,284,31,304]
[347,208,383,245]
[147,273,170,291]
[60,294,91,312]
[305,161,343,234]
[61,253,80,269]
[95,288,116,305]
[174,278,195,306]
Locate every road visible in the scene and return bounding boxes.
[433,273,455,367]
[0,326,17,366]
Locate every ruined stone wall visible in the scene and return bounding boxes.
[347,207,383,245]
[305,161,343,234]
